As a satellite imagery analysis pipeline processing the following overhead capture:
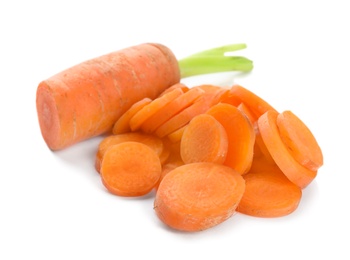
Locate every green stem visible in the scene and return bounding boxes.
[178,43,253,78]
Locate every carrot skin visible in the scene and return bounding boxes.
[36,43,180,150]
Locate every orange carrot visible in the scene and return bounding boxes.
[95,132,164,173]
[36,43,180,150]
[206,103,255,174]
[253,122,275,165]
[258,110,317,188]
[237,102,258,124]
[158,82,189,97]
[129,87,184,132]
[112,97,152,135]
[154,162,245,232]
[226,85,277,118]
[154,85,225,138]
[140,87,205,134]
[237,168,302,217]
[180,114,228,164]
[166,125,187,143]
[277,110,323,171]
[100,141,162,197]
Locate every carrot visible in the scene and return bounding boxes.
[166,125,187,143]
[158,82,189,97]
[100,141,162,197]
[237,168,302,218]
[253,122,275,165]
[277,110,323,171]
[129,87,184,132]
[180,114,228,164]
[36,43,180,150]
[258,110,317,188]
[112,97,152,135]
[237,102,258,124]
[154,162,245,232]
[94,132,164,173]
[225,85,278,118]
[154,159,184,190]
[154,85,225,138]
[140,87,205,134]
[206,103,255,174]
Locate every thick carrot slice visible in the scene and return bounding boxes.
[180,114,228,164]
[95,132,164,173]
[237,168,302,217]
[154,162,245,232]
[36,43,180,150]
[112,97,152,135]
[100,142,161,197]
[129,87,184,131]
[206,103,255,174]
[155,86,224,138]
[258,110,317,188]
[227,85,277,118]
[277,110,323,171]
[141,87,205,133]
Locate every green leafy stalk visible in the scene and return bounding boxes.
[178,43,253,78]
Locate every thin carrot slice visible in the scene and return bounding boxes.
[206,103,255,174]
[237,169,302,218]
[258,110,317,189]
[95,132,164,173]
[154,162,245,232]
[253,122,275,165]
[101,142,161,197]
[180,114,228,164]
[155,86,223,138]
[158,82,189,97]
[141,87,205,134]
[277,110,323,171]
[237,102,258,124]
[227,85,277,118]
[129,87,184,131]
[112,97,152,135]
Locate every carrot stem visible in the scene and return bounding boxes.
[178,44,253,78]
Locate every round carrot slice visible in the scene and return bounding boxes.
[180,114,228,164]
[100,141,161,197]
[112,97,152,135]
[277,110,323,171]
[154,162,245,232]
[258,110,317,189]
[237,169,302,218]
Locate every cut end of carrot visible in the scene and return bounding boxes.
[36,81,63,150]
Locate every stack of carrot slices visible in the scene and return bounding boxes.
[95,83,324,232]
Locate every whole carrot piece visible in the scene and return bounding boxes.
[36,43,180,150]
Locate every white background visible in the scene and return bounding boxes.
[1,0,349,259]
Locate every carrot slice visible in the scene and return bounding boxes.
[227,85,277,118]
[95,132,164,173]
[141,87,205,134]
[237,102,258,124]
[277,110,323,171]
[237,168,302,218]
[158,82,189,97]
[154,162,245,232]
[155,86,224,138]
[129,87,184,131]
[112,97,152,135]
[100,142,161,197]
[206,103,255,174]
[166,125,187,143]
[258,110,317,189]
[253,122,275,165]
[180,114,228,164]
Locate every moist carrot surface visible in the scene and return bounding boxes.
[95,132,164,173]
[100,141,162,197]
[206,103,255,174]
[180,114,228,164]
[36,43,180,150]
[258,110,317,189]
[237,168,302,218]
[154,162,245,232]
[277,110,323,171]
